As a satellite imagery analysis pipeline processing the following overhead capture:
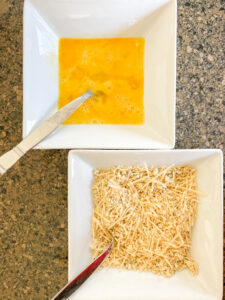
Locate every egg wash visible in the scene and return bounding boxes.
[58,38,145,124]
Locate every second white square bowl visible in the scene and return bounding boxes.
[68,149,223,300]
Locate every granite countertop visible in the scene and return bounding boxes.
[0,0,224,299]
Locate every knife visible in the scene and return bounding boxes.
[51,242,113,300]
[0,91,93,175]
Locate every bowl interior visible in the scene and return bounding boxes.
[23,0,176,149]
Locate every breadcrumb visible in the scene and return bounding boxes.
[91,165,199,277]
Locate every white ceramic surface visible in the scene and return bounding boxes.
[68,149,223,300]
[23,0,176,149]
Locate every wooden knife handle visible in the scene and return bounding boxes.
[0,145,25,175]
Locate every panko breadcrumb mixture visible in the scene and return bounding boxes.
[91,165,201,277]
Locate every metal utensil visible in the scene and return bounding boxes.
[0,91,93,175]
[51,242,113,300]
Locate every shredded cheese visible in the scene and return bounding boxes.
[91,165,199,277]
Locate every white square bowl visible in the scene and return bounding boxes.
[68,149,223,300]
[23,0,176,149]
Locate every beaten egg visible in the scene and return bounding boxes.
[58,38,145,124]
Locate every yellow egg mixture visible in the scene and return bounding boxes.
[58,38,145,124]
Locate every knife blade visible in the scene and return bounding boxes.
[0,91,93,175]
[51,242,113,300]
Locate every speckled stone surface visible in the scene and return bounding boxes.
[0,0,224,299]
